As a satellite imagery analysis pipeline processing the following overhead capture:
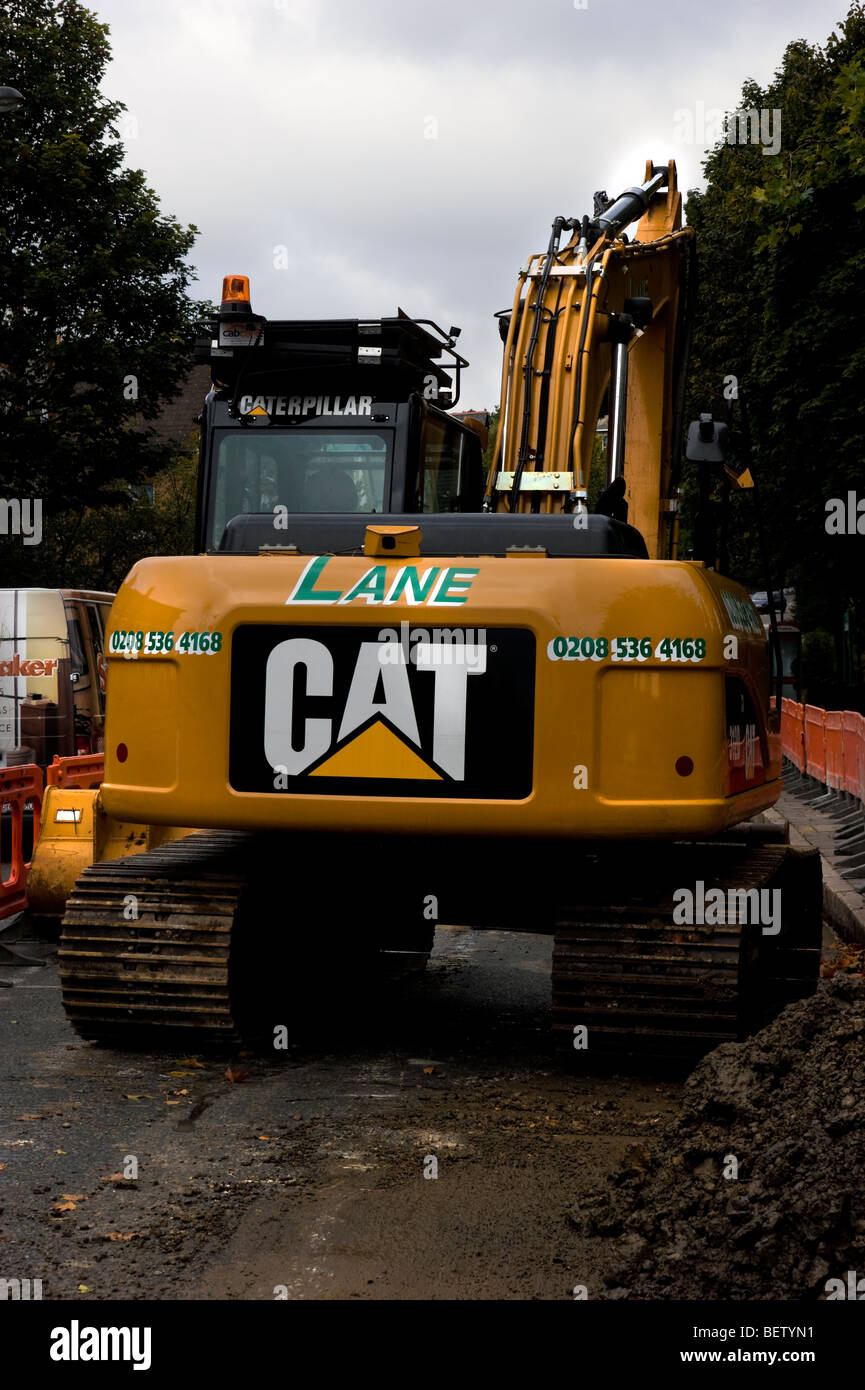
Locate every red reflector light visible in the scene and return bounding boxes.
[675,755,694,777]
[116,743,128,763]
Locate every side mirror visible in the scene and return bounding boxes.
[686,414,729,463]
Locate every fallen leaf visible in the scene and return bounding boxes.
[53,1201,77,1213]
[62,1193,86,1201]
[123,1094,152,1101]
[55,1150,66,1155]
[258,1134,275,1141]
[14,1114,44,1121]
[102,1173,127,1183]
[225,1065,248,1084]
[102,1232,138,1242]
[821,944,865,979]
[167,1070,197,1078]
[78,1284,89,1293]
[0,1164,5,1171]
[173,1058,204,1069]
[165,1100,180,1106]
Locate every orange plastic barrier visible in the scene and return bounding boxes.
[782,701,865,803]
[780,699,791,758]
[842,711,865,801]
[784,700,806,772]
[824,710,845,791]
[782,702,801,770]
[803,705,827,784]
[46,753,104,790]
[0,764,43,920]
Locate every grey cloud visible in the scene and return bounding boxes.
[92,0,845,403]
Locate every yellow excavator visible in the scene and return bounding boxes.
[39,159,821,1059]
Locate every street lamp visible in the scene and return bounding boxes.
[0,87,24,114]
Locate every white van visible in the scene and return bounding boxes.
[0,588,114,772]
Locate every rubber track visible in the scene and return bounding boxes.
[58,832,252,1041]
[551,840,822,1061]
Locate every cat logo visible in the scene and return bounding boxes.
[229,624,535,799]
[265,636,484,781]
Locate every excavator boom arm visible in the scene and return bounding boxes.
[487,159,695,559]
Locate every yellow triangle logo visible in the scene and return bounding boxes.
[309,720,442,780]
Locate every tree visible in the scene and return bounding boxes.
[482,404,501,476]
[0,0,209,584]
[682,3,865,694]
[36,431,199,592]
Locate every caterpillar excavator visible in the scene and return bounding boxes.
[45,158,822,1060]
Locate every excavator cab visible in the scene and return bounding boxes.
[192,298,485,553]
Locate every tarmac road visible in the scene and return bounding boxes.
[0,922,682,1301]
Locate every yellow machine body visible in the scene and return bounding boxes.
[27,784,194,918]
[100,548,778,841]
[97,158,775,851]
[27,787,144,918]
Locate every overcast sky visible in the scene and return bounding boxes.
[94,0,846,406]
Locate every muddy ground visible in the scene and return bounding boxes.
[577,969,865,1301]
[0,924,682,1301]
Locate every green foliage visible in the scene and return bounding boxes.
[482,404,501,475]
[801,628,837,690]
[0,0,210,584]
[586,433,607,512]
[683,3,865,687]
[30,432,199,592]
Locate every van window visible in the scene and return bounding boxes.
[66,614,87,677]
[85,604,104,649]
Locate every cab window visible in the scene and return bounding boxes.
[415,414,481,512]
[210,430,390,547]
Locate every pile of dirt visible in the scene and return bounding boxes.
[574,975,865,1299]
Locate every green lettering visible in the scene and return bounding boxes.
[286,556,342,604]
[430,567,480,605]
[385,566,441,604]
[340,566,388,604]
